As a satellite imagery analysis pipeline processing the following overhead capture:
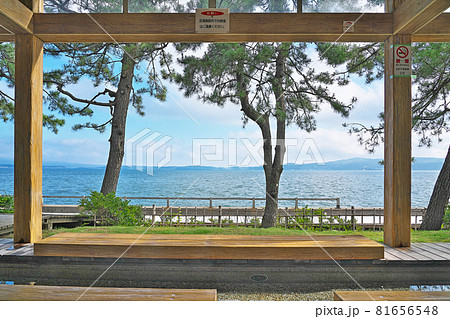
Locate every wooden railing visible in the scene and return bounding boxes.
[42,203,427,231]
[43,195,341,208]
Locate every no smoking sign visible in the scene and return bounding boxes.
[393,44,412,77]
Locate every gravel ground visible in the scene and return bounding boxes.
[218,288,410,301]
[218,291,334,301]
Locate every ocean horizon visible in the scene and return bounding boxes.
[0,164,441,209]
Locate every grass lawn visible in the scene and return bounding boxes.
[42,226,450,243]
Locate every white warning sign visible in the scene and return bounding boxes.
[394,44,412,77]
[343,21,355,33]
[195,9,229,34]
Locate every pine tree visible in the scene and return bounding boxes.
[173,41,355,227]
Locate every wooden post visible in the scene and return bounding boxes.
[383,0,412,248]
[123,0,129,13]
[152,204,156,225]
[384,34,412,246]
[14,33,43,244]
[297,1,302,13]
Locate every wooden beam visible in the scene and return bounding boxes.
[33,13,394,43]
[14,34,43,244]
[0,24,15,41]
[412,13,450,42]
[0,0,33,34]
[384,34,412,248]
[0,34,15,42]
[23,12,449,43]
[0,285,217,301]
[394,0,450,34]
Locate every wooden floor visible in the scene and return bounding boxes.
[0,238,33,256]
[334,290,450,301]
[0,284,217,301]
[33,233,384,260]
[384,243,450,261]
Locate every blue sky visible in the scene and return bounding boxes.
[0,43,449,167]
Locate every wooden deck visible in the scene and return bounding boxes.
[2,238,450,261]
[384,243,450,261]
[33,233,384,260]
[0,284,217,301]
[334,290,450,301]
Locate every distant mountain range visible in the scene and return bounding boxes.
[0,157,445,171]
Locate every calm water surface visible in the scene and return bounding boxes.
[0,167,439,208]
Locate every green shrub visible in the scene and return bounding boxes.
[443,205,450,229]
[282,206,353,231]
[0,194,14,214]
[79,191,143,226]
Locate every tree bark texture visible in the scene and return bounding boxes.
[260,49,287,228]
[420,144,450,230]
[101,51,136,195]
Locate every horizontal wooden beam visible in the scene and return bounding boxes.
[0,24,15,42]
[34,13,394,43]
[0,35,15,42]
[394,0,450,34]
[0,12,446,43]
[0,0,33,34]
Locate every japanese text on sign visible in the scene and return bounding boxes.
[196,9,230,34]
[393,44,412,77]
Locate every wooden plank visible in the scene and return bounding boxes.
[0,285,217,301]
[385,248,418,260]
[334,291,450,301]
[394,247,433,260]
[410,243,450,259]
[413,13,450,42]
[34,233,384,260]
[384,250,402,260]
[47,232,377,242]
[0,0,33,34]
[383,33,412,248]
[414,243,450,259]
[408,244,448,260]
[393,0,450,34]
[13,34,43,244]
[33,13,393,43]
[0,34,15,42]
[432,242,450,250]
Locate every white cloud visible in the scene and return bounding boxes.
[44,138,109,165]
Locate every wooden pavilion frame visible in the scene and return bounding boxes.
[1,0,449,247]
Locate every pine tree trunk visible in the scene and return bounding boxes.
[260,48,286,228]
[419,144,450,230]
[101,52,136,195]
[261,169,282,228]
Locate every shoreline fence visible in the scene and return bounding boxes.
[42,196,427,231]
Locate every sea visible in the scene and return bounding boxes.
[0,166,440,208]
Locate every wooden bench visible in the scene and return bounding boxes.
[334,291,450,301]
[34,233,384,260]
[0,285,217,301]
